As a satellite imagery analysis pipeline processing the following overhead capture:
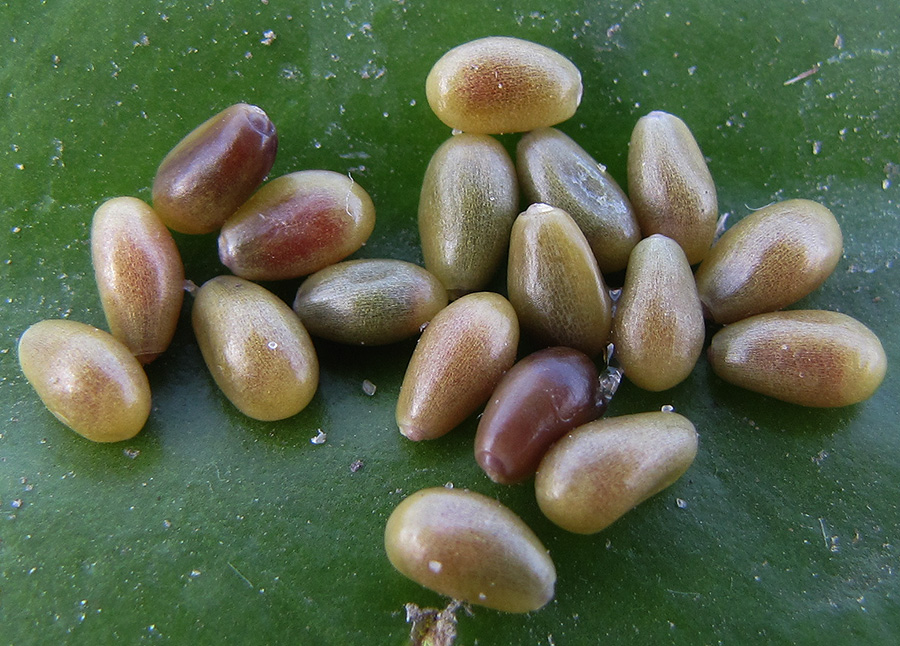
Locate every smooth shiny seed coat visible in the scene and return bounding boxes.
[396,292,518,441]
[426,36,582,134]
[219,170,376,281]
[18,320,151,442]
[475,347,605,485]
[384,487,556,613]
[627,110,718,265]
[192,276,318,421]
[535,412,698,534]
[292,259,448,345]
[695,199,843,324]
[419,133,519,299]
[507,203,612,357]
[517,127,640,273]
[708,310,886,407]
[91,197,185,364]
[613,234,705,391]
[152,103,277,234]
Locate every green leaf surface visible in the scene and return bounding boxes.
[2,1,898,644]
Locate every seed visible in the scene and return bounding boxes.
[627,110,718,265]
[384,487,556,613]
[292,259,448,345]
[152,103,277,234]
[91,197,185,364]
[535,411,698,534]
[517,127,640,273]
[419,133,518,299]
[396,292,518,441]
[218,170,376,281]
[694,199,843,324]
[18,320,151,443]
[507,203,612,357]
[612,234,705,391]
[707,310,886,407]
[475,347,606,485]
[192,276,319,421]
[425,36,582,134]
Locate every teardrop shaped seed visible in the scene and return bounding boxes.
[152,103,277,234]
[219,170,376,281]
[419,133,519,299]
[627,110,718,264]
[18,320,151,442]
[384,487,556,613]
[535,411,698,534]
[707,310,887,407]
[292,259,448,345]
[475,347,606,485]
[612,234,705,391]
[91,197,185,364]
[425,36,582,134]
[517,127,640,273]
[695,199,843,324]
[507,203,612,357]
[396,292,519,441]
[192,276,319,421]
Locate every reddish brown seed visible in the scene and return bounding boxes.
[91,197,185,364]
[475,347,605,485]
[152,103,277,234]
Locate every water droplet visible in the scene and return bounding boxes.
[428,560,443,574]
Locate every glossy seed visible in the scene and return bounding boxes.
[218,170,376,281]
[535,412,698,534]
[292,259,448,345]
[426,36,582,134]
[694,199,843,324]
[707,310,887,407]
[152,103,277,234]
[419,133,519,299]
[627,111,718,265]
[91,197,185,364]
[475,347,606,485]
[384,487,556,613]
[612,234,705,391]
[396,292,518,441]
[192,276,318,421]
[517,127,640,273]
[18,320,151,442]
[507,203,612,357]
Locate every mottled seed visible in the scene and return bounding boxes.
[91,197,185,364]
[627,111,718,265]
[695,199,843,324]
[419,133,519,299]
[384,487,556,613]
[507,203,612,357]
[192,276,319,421]
[292,259,448,345]
[152,103,277,234]
[218,170,376,281]
[707,310,886,407]
[18,320,151,443]
[535,412,698,534]
[396,292,518,441]
[612,234,705,391]
[426,36,582,134]
[517,127,640,273]
[475,347,606,485]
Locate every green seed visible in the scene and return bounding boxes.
[292,259,448,345]
[707,310,887,407]
[384,487,556,613]
[18,320,151,443]
[535,412,698,534]
[695,199,843,323]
